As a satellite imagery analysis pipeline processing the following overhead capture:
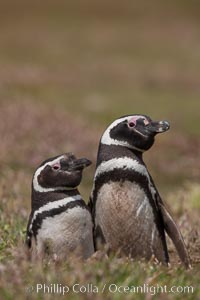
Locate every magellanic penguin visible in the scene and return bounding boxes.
[26,153,94,260]
[89,115,191,268]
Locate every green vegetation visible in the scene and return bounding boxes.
[0,1,199,299]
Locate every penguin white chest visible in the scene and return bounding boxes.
[95,180,159,257]
[36,207,94,259]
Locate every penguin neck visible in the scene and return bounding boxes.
[97,144,145,167]
[31,188,80,211]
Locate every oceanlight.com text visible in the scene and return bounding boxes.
[26,282,194,296]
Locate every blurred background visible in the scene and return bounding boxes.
[0,1,200,297]
[0,0,199,195]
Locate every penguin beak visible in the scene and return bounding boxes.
[68,158,92,171]
[148,120,170,134]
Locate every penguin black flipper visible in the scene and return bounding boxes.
[26,232,32,249]
[88,196,93,218]
[25,214,33,249]
[159,202,191,269]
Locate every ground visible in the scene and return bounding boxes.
[0,1,200,299]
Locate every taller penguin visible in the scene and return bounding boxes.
[89,115,190,268]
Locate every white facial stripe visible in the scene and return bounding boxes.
[101,115,145,151]
[94,157,157,200]
[33,156,76,193]
[101,116,130,147]
[29,194,82,233]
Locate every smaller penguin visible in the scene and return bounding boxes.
[26,153,94,260]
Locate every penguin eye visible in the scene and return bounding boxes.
[52,164,60,171]
[128,122,136,128]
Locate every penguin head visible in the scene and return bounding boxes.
[33,153,92,192]
[101,115,170,152]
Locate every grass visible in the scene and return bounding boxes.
[0,1,200,299]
